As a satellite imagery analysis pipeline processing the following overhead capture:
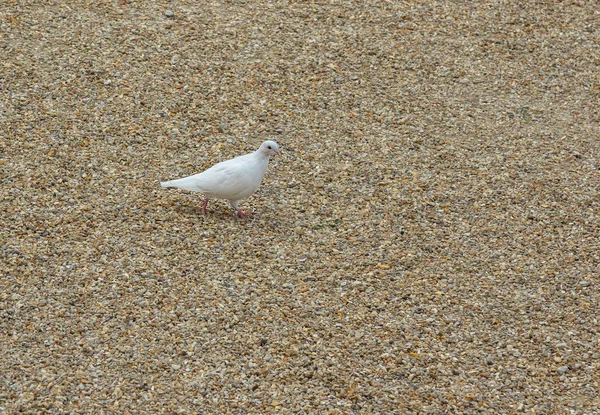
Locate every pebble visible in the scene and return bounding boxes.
[2,1,598,414]
[556,343,568,349]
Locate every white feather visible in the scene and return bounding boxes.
[161,140,280,216]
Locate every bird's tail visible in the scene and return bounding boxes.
[160,176,201,192]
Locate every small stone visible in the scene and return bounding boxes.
[2,2,598,413]
[556,343,568,349]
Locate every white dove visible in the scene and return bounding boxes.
[161,140,281,218]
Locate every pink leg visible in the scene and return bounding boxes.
[200,199,209,215]
[236,209,253,219]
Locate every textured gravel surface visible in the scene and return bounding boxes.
[2,1,599,413]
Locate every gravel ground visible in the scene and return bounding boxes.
[2,1,599,413]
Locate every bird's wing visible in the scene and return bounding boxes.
[194,155,264,199]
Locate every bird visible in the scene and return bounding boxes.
[160,140,281,218]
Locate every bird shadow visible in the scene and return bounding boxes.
[171,201,228,219]
[170,200,259,223]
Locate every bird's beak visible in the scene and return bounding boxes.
[275,149,281,156]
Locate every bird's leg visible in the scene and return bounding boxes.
[230,200,250,219]
[236,209,253,219]
[200,198,209,215]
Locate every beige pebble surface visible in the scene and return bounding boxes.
[1,1,599,413]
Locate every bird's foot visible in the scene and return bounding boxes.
[200,199,209,215]
[236,209,253,219]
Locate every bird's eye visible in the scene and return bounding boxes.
[267,146,272,149]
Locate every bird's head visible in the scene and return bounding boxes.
[259,140,281,157]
